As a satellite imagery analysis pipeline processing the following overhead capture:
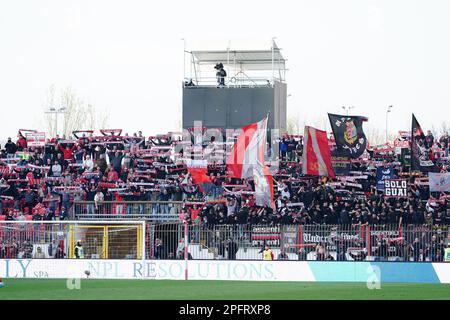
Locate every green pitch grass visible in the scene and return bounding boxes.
[0,279,449,300]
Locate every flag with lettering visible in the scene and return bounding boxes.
[376,165,395,191]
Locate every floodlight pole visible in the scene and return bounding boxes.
[386,105,393,144]
[227,40,230,87]
[182,38,186,82]
[271,37,276,83]
[184,220,188,280]
[45,107,66,137]
[342,106,354,116]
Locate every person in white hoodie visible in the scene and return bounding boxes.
[83,154,94,171]
[94,190,104,214]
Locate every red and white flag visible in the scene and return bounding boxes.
[227,116,269,179]
[185,159,211,184]
[227,115,275,208]
[253,162,275,208]
[26,132,46,147]
[302,126,335,178]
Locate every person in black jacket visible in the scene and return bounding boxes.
[424,130,434,149]
[215,63,227,86]
[217,239,226,259]
[226,238,239,260]
[108,150,125,174]
[22,188,37,215]
[4,138,17,158]
[376,237,389,261]
[411,238,422,261]
[154,238,167,259]
[439,132,449,156]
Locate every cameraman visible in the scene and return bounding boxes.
[215,63,226,87]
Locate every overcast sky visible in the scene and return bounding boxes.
[0,0,449,140]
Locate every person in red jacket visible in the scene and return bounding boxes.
[58,143,77,160]
[16,132,27,151]
[114,192,124,215]
[107,167,119,182]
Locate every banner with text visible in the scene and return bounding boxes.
[384,179,408,197]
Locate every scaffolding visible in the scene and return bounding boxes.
[183,39,287,88]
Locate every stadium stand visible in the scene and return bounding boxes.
[0,128,449,262]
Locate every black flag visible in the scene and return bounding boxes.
[328,113,368,159]
[411,114,437,173]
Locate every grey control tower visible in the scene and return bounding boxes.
[182,40,287,133]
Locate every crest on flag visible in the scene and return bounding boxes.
[344,120,358,145]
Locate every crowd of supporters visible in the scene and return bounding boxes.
[0,129,448,229]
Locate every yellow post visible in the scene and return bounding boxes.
[137,225,142,260]
[69,225,74,258]
[103,226,109,259]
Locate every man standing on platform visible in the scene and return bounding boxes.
[215,63,226,87]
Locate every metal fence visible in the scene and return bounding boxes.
[0,221,145,260]
[147,223,450,262]
[71,201,183,221]
[1,221,448,262]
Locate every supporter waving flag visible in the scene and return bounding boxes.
[302,126,334,178]
[411,114,438,173]
[328,113,368,159]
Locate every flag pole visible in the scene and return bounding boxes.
[265,112,271,156]
[409,114,413,179]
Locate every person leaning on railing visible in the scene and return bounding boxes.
[94,190,104,214]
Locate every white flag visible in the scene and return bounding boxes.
[428,172,450,192]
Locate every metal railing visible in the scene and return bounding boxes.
[147,223,450,262]
[183,76,275,88]
[1,220,448,262]
[71,201,183,221]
